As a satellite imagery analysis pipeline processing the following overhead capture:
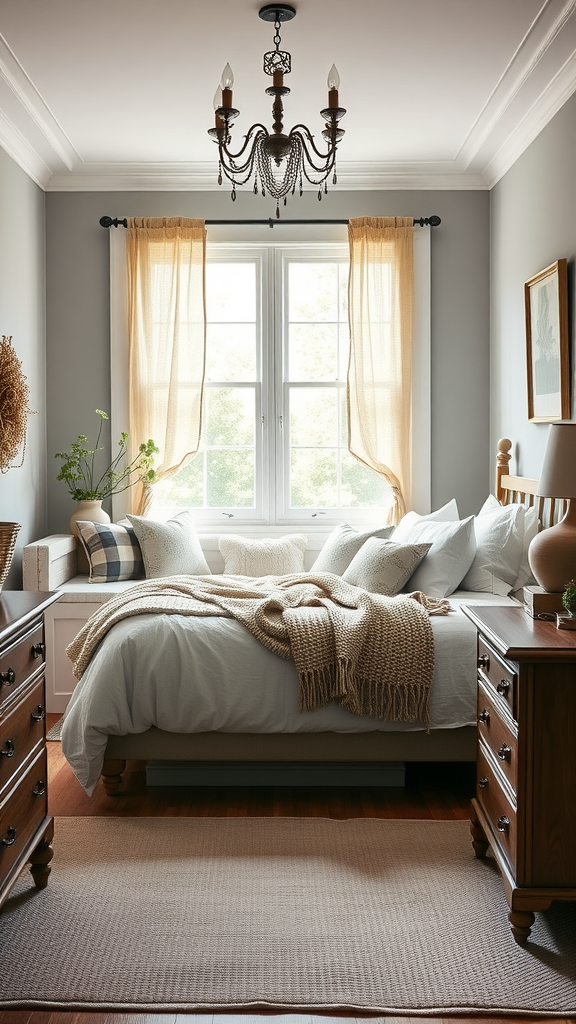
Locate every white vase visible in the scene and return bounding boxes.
[70,500,111,574]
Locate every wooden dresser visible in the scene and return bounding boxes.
[463,603,576,944]
[0,591,60,910]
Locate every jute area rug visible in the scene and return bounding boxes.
[2,816,576,1015]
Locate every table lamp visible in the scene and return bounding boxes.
[528,423,576,593]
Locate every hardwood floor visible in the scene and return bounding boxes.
[11,718,569,1024]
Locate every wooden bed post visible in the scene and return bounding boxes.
[101,759,126,796]
[496,438,512,505]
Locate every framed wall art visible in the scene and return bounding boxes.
[525,258,570,422]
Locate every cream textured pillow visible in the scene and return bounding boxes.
[311,523,394,576]
[218,534,307,576]
[394,515,476,598]
[342,538,432,596]
[126,511,211,578]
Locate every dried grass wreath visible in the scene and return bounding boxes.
[0,335,34,473]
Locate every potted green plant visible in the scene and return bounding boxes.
[562,579,576,617]
[55,409,158,534]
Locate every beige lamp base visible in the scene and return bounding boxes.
[528,502,576,593]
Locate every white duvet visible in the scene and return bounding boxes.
[61,591,516,793]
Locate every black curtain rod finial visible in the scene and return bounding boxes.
[99,216,127,228]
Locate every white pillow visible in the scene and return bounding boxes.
[460,498,525,596]
[473,494,539,592]
[311,523,394,576]
[342,538,432,596]
[218,534,307,576]
[395,515,476,598]
[126,511,211,578]
[394,499,460,535]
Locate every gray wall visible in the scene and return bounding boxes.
[0,149,46,589]
[490,91,576,480]
[45,187,490,531]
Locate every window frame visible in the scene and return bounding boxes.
[110,226,431,531]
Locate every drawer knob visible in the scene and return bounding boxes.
[478,709,490,724]
[0,739,15,759]
[497,679,511,695]
[497,743,512,762]
[0,668,15,685]
[32,780,46,798]
[30,705,45,723]
[31,642,45,659]
[478,654,490,670]
[497,815,510,833]
[1,826,16,847]
[478,776,489,789]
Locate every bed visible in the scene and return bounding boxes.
[59,438,558,796]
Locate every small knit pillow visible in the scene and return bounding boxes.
[219,534,307,576]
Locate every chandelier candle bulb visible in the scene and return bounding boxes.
[273,69,284,87]
[220,63,234,107]
[327,64,340,108]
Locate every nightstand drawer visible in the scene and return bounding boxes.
[0,678,46,797]
[477,636,517,718]
[0,748,47,887]
[476,744,517,871]
[0,623,45,709]
[477,680,518,793]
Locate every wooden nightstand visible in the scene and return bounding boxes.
[0,591,61,910]
[462,603,576,944]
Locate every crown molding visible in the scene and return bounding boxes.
[0,108,51,187]
[0,33,78,171]
[458,0,576,183]
[44,161,488,192]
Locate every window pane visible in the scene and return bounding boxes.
[205,388,255,447]
[154,456,204,508]
[288,263,338,321]
[288,324,338,381]
[207,449,254,507]
[206,262,256,322]
[290,388,338,446]
[291,449,337,507]
[205,324,256,382]
[340,451,392,508]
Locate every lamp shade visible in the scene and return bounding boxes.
[537,423,576,498]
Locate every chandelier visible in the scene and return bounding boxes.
[208,4,346,219]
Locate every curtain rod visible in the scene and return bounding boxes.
[99,215,441,229]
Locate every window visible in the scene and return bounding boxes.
[110,230,430,531]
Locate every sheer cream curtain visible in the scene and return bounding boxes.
[126,217,207,515]
[347,217,414,525]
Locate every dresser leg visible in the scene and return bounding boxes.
[29,820,54,890]
[101,758,126,795]
[470,812,489,859]
[509,909,535,944]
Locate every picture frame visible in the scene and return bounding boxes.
[525,258,570,422]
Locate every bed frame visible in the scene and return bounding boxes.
[95,438,555,795]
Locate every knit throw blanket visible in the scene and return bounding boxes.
[66,573,450,726]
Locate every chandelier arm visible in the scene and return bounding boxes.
[218,124,269,164]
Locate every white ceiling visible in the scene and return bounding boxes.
[0,0,575,192]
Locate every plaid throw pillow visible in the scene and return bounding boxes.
[75,520,145,582]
